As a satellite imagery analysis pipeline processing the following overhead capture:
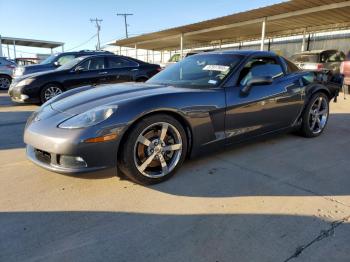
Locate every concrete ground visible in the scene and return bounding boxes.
[1,90,350,262]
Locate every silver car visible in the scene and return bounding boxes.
[0,57,16,90]
[290,50,345,74]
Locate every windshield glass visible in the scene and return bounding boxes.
[290,54,319,63]
[148,54,242,88]
[56,57,86,70]
[40,54,59,64]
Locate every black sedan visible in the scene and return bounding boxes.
[9,54,161,104]
[24,50,339,185]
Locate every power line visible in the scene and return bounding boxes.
[90,18,103,50]
[116,13,133,38]
[65,34,97,52]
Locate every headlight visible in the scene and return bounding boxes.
[16,78,35,87]
[14,67,24,77]
[58,105,118,129]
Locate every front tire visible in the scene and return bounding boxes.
[119,114,188,185]
[0,75,11,90]
[40,84,63,104]
[299,92,329,138]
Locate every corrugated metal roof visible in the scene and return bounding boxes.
[111,0,350,50]
[0,37,64,49]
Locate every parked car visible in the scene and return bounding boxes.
[13,50,113,77]
[340,55,350,94]
[0,57,16,90]
[290,50,345,73]
[9,54,161,104]
[23,50,339,185]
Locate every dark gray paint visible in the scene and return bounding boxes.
[23,51,339,174]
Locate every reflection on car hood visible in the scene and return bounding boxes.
[14,69,62,82]
[50,82,191,115]
[20,63,54,73]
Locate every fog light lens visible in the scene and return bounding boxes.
[20,94,29,101]
[59,155,87,168]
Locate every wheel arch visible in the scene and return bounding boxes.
[117,109,193,162]
[306,84,332,102]
[297,85,331,125]
[0,74,12,80]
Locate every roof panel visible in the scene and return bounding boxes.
[0,37,64,49]
[112,0,350,51]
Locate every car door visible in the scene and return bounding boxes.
[105,56,139,84]
[63,57,108,90]
[225,55,303,143]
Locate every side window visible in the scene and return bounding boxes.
[321,51,345,63]
[57,55,76,65]
[238,57,283,86]
[78,57,105,71]
[107,57,138,69]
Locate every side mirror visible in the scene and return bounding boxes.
[241,76,273,95]
[53,61,60,67]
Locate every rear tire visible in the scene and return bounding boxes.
[119,114,187,185]
[299,92,329,138]
[40,84,63,104]
[0,75,11,90]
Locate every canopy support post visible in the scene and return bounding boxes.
[180,33,184,59]
[13,40,16,59]
[260,17,267,51]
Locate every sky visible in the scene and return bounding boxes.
[0,0,283,57]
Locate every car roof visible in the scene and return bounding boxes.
[294,49,338,55]
[196,50,277,57]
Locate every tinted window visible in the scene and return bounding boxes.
[321,51,345,62]
[290,54,319,63]
[107,57,137,68]
[148,54,242,88]
[238,57,283,86]
[79,57,105,71]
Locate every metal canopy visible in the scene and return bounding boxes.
[0,37,64,49]
[111,0,350,51]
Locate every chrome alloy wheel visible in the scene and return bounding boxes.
[44,86,62,101]
[0,77,11,90]
[309,96,328,134]
[133,122,183,178]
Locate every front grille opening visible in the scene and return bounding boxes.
[34,149,52,164]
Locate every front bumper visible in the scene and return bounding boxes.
[8,84,40,104]
[24,110,124,174]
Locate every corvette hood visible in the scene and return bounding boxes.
[50,82,192,115]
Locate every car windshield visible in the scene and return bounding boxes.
[56,57,86,70]
[290,54,319,63]
[148,54,242,88]
[40,54,59,64]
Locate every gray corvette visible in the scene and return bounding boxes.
[24,51,339,185]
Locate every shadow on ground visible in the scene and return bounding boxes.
[0,211,349,262]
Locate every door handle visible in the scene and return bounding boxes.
[99,71,108,75]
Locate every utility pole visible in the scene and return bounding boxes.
[117,13,133,38]
[90,18,103,50]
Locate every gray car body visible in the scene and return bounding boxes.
[0,57,15,77]
[24,51,339,174]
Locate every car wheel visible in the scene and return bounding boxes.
[40,84,63,104]
[299,92,329,138]
[119,114,188,185]
[0,75,11,90]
